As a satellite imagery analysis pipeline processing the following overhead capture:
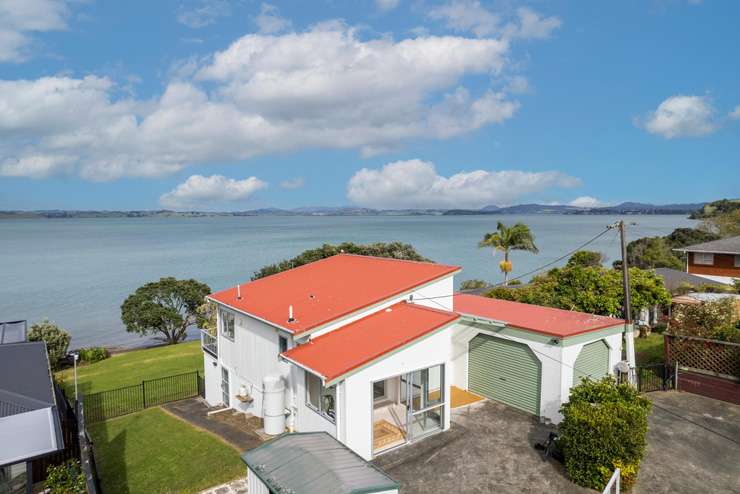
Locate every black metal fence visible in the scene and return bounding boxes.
[76,400,102,494]
[84,371,202,423]
[635,363,674,393]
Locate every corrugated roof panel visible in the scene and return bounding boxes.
[242,432,399,494]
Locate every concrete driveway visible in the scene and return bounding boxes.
[373,392,740,494]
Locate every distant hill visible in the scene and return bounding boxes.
[0,201,708,219]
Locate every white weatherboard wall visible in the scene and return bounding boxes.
[209,308,293,417]
[247,468,270,494]
[450,321,624,423]
[340,325,455,461]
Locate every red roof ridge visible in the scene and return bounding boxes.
[337,252,460,270]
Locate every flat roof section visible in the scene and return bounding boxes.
[454,293,624,338]
[209,254,460,335]
[281,301,459,383]
[242,432,399,494]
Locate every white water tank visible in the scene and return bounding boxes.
[263,375,285,435]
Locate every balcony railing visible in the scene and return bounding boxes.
[201,329,217,357]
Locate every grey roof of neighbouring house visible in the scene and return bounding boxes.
[241,432,399,494]
[673,235,740,255]
[0,341,64,466]
[654,268,725,293]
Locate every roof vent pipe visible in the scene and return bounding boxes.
[237,284,241,300]
[288,305,294,323]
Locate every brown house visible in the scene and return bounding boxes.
[675,235,740,285]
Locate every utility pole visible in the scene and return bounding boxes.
[610,220,636,381]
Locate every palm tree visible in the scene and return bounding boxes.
[478,221,539,285]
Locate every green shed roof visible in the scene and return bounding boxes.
[241,432,399,494]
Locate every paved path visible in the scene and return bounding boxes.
[200,477,248,494]
[163,398,264,451]
[374,392,740,493]
[634,391,740,494]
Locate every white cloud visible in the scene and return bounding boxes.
[0,0,71,62]
[508,7,562,40]
[255,3,291,34]
[177,0,230,29]
[280,177,304,189]
[160,174,267,209]
[729,105,740,120]
[428,2,560,40]
[640,95,718,139]
[376,0,400,12]
[568,196,604,208]
[1,24,521,180]
[505,75,529,94]
[347,159,580,209]
[428,0,500,37]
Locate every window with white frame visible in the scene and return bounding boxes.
[735,255,740,268]
[694,252,714,265]
[220,311,235,340]
[305,372,336,422]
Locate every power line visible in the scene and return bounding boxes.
[412,226,614,302]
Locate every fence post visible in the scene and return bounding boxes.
[142,382,147,409]
[675,360,679,391]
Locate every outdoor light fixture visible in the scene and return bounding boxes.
[549,338,560,345]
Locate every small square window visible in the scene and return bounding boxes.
[305,372,336,423]
[279,335,288,354]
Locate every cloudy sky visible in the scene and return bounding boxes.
[0,0,738,211]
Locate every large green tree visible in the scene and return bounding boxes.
[252,242,430,280]
[486,265,670,319]
[121,277,211,344]
[478,221,539,285]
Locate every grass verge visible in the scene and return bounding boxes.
[88,407,244,494]
[634,333,664,365]
[57,341,203,396]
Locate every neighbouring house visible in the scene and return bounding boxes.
[0,341,65,494]
[202,254,625,461]
[674,235,740,285]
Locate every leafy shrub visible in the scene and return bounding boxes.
[558,377,651,490]
[670,298,739,342]
[78,346,110,364]
[567,250,604,268]
[45,460,86,493]
[28,320,71,370]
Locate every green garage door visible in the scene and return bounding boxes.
[468,334,541,415]
[573,340,609,384]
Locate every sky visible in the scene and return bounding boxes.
[0,0,738,211]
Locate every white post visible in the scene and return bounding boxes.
[73,353,80,402]
[624,323,636,383]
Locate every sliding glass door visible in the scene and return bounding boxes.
[405,364,444,438]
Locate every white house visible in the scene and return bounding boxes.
[202,254,626,461]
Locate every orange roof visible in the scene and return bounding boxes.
[208,254,460,335]
[454,293,624,337]
[281,302,459,382]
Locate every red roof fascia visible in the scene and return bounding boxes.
[454,293,625,338]
[281,302,459,383]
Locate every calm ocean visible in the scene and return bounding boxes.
[0,215,696,349]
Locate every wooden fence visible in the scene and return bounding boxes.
[84,371,203,423]
[664,333,740,404]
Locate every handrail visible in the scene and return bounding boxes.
[601,468,620,494]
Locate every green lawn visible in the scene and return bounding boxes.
[634,333,665,364]
[88,407,244,494]
[57,341,203,396]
